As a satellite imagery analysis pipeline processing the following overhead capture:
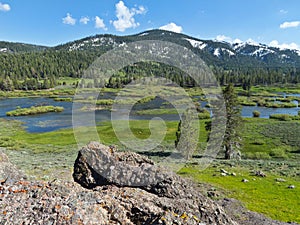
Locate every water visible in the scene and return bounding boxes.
[0,97,74,132]
[0,94,299,133]
[0,96,179,133]
[241,105,299,118]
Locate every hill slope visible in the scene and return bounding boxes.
[0,30,300,90]
[55,29,300,68]
[0,41,48,53]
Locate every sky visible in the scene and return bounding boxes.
[0,0,300,50]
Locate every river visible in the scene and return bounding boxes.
[0,94,299,133]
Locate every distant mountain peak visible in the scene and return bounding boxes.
[1,29,300,68]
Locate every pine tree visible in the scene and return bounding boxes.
[223,83,242,159]
[175,109,198,160]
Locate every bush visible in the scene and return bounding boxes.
[198,112,211,120]
[251,140,265,145]
[252,110,260,118]
[244,152,271,160]
[269,114,292,121]
[269,147,288,159]
[197,108,210,120]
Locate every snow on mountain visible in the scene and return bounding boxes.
[185,38,207,50]
[250,47,275,57]
[214,48,220,57]
[213,48,235,57]
[68,37,119,51]
[52,29,300,67]
[139,32,149,37]
[0,48,8,53]
[223,48,235,56]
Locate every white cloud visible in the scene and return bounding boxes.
[280,21,300,29]
[80,16,90,25]
[62,13,76,25]
[0,2,10,12]
[269,40,300,51]
[95,16,107,30]
[112,1,146,32]
[132,5,146,15]
[159,22,183,33]
[279,9,288,14]
[215,35,260,45]
[215,35,242,44]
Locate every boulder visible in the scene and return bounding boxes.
[0,149,25,184]
[73,142,239,224]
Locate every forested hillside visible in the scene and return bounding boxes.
[1,29,300,91]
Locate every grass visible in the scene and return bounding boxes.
[241,118,300,162]
[6,105,64,116]
[136,108,181,115]
[265,102,297,108]
[0,111,299,222]
[0,88,75,98]
[178,164,300,223]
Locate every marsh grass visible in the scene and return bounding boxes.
[6,105,64,116]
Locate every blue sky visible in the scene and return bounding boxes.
[0,0,300,50]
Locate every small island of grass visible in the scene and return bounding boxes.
[53,97,72,102]
[6,105,64,117]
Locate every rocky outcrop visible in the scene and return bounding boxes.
[0,144,299,225]
[0,148,25,185]
[72,142,238,224]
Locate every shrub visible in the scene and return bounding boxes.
[269,114,292,121]
[251,140,265,145]
[244,152,271,160]
[252,110,260,118]
[269,147,289,159]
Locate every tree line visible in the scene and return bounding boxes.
[0,49,300,91]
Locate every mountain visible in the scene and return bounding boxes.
[0,29,300,90]
[53,29,300,69]
[0,41,48,53]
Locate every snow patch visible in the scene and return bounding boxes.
[0,48,7,52]
[185,38,207,50]
[232,42,246,50]
[250,47,275,57]
[68,37,118,51]
[139,32,149,36]
[214,48,220,57]
[92,38,100,43]
[222,48,235,56]
[280,54,290,59]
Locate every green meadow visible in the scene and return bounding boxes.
[0,85,300,223]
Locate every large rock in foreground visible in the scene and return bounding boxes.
[72,141,239,224]
[1,143,298,225]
